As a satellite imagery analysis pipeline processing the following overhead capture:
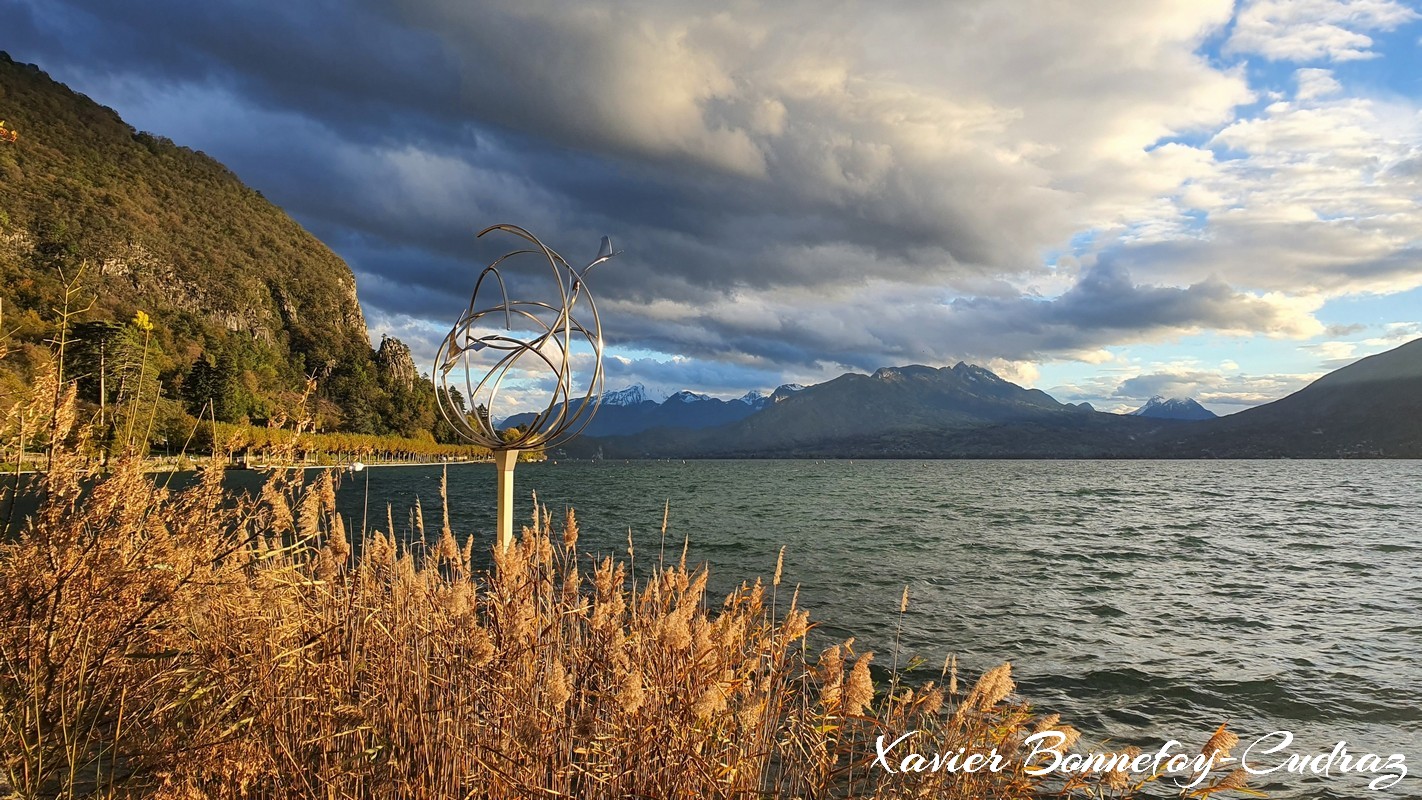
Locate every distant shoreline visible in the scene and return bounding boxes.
[6,454,1418,477]
[252,460,485,472]
[0,458,491,476]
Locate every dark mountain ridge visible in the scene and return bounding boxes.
[1165,338,1422,457]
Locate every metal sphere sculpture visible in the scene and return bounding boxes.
[434,223,617,549]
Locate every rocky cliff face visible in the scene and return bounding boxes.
[375,335,417,391]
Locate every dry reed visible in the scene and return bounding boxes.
[0,369,1253,799]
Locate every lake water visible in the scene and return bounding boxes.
[262,459,1420,797]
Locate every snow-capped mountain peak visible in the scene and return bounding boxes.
[737,390,767,406]
[667,389,714,403]
[600,384,657,407]
[738,383,806,410]
[1128,396,1217,421]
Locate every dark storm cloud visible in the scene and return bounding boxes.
[5,0,1067,278]
[8,0,1373,383]
[1036,265,1280,332]
[8,0,1006,285]
[3,0,463,137]
[591,264,1316,375]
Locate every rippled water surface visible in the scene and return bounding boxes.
[316,459,1420,798]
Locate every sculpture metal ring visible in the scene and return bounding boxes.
[434,224,616,451]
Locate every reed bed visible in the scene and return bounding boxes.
[0,371,1253,799]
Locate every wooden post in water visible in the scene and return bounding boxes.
[495,448,518,550]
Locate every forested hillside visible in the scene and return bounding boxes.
[0,52,469,454]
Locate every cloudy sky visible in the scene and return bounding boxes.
[5,0,1421,414]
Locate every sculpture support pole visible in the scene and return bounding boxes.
[494,448,519,551]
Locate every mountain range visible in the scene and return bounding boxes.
[555,340,1422,459]
[502,382,804,437]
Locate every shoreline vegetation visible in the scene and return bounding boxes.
[0,421,504,473]
[0,454,521,476]
[0,369,1260,798]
